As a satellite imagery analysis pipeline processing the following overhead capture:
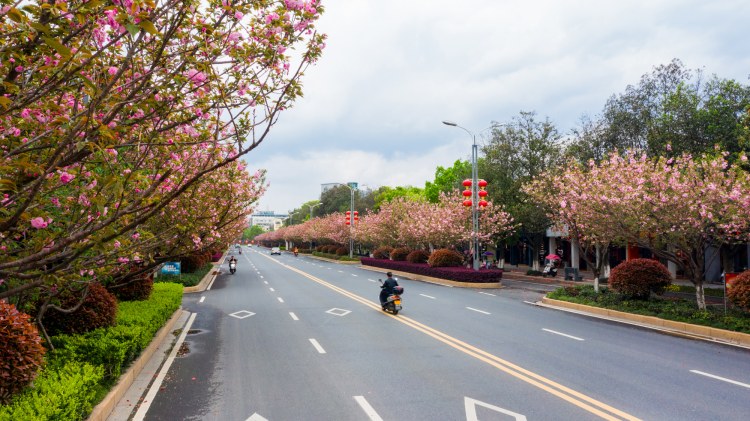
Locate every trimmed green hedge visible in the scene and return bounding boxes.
[548,285,750,333]
[0,282,183,420]
[312,251,360,262]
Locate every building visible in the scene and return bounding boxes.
[250,211,288,231]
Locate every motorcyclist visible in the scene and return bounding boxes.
[293,246,299,257]
[228,255,237,266]
[379,272,399,307]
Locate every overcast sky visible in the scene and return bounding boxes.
[248,0,750,215]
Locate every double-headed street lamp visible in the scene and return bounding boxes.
[306,203,322,220]
[442,120,486,271]
[324,182,359,258]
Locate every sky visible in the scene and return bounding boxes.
[248,0,750,215]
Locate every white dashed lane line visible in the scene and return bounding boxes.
[466,307,491,315]
[420,294,436,299]
[199,296,205,303]
[309,338,326,354]
[542,328,584,341]
[478,291,496,296]
[289,312,299,321]
[690,370,750,388]
[277,297,284,303]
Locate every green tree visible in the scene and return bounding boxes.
[243,225,266,240]
[372,186,424,210]
[424,160,472,203]
[601,58,750,158]
[480,111,563,269]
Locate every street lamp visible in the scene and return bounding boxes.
[442,120,487,271]
[306,203,322,220]
[323,182,359,258]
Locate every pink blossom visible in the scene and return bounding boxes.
[114,240,121,248]
[108,66,118,75]
[60,171,75,183]
[30,217,48,229]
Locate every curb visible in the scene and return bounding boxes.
[87,308,185,421]
[184,262,221,293]
[305,254,360,264]
[360,265,501,289]
[539,297,750,349]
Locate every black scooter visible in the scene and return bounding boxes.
[379,280,403,315]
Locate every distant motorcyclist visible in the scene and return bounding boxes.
[379,272,399,307]
[228,255,237,265]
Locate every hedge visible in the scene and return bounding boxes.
[361,258,502,283]
[0,282,183,420]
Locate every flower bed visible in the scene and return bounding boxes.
[360,258,502,283]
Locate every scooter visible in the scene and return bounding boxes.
[229,261,237,274]
[542,259,558,277]
[379,281,403,315]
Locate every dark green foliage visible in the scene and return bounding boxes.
[390,247,411,261]
[372,246,393,260]
[406,249,430,264]
[108,272,154,302]
[728,270,750,312]
[609,258,672,299]
[0,302,46,404]
[159,262,213,287]
[43,283,118,336]
[427,249,464,268]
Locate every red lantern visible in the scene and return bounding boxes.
[462,189,472,197]
[462,199,473,207]
[462,179,472,187]
[478,200,488,208]
[478,179,488,188]
[478,190,488,198]
[354,211,359,222]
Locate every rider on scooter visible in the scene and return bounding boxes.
[379,272,399,307]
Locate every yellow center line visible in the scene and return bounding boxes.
[261,254,641,421]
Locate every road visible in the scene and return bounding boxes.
[141,247,750,421]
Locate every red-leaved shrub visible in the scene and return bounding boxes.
[0,301,46,404]
[108,271,154,302]
[390,247,411,261]
[406,249,430,264]
[42,283,118,336]
[609,258,672,299]
[727,270,750,312]
[428,249,464,268]
[335,247,348,256]
[373,246,393,259]
[180,252,208,273]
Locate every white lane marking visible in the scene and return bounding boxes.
[199,296,205,303]
[691,370,750,389]
[420,294,436,299]
[368,279,377,282]
[351,274,358,277]
[542,328,585,341]
[269,288,275,292]
[133,313,197,421]
[277,297,284,303]
[353,396,384,421]
[338,270,344,273]
[467,307,491,315]
[264,281,269,285]
[478,291,496,296]
[309,338,326,354]
[246,413,269,421]
[289,312,299,321]
[260,276,264,279]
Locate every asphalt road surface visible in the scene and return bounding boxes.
[142,247,750,421]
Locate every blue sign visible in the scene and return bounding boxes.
[161,262,181,275]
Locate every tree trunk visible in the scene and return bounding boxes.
[695,283,706,311]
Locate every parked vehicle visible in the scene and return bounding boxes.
[379,280,403,315]
[271,247,281,255]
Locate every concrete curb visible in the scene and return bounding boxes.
[360,265,501,289]
[184,262,221,293]
[87,308,185,421]
[305,253,360,264]
[539,297,750,349]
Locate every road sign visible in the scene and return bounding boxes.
[161,262,181,275]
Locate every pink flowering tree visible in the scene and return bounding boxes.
[0,0,324,311]
[532,150,750,309]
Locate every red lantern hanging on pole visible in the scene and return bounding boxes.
[345,211,351,225]
[478,179,489,209]
[462,179,473,207]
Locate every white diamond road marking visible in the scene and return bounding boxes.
[326,308,352,317]
[229,310,256,319]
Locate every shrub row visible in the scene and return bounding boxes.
[361,258,502,283]
[0,282,183,420]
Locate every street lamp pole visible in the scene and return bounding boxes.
[443,120,480,271]
[306,203,322,220]
[324,182,358,258]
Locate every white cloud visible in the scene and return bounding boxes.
[249,0,750,213]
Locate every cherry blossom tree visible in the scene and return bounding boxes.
[0,1,324,305]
